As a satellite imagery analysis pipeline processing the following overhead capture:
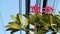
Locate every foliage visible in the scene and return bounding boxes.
[6,13,29,34]
[6,4,60,34]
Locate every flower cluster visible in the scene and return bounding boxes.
[31,4,54,14]
[42,6,54,14]
[31,4,40,14]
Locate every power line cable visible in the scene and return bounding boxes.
[0,13,6,34]
[53,0,55,8]
[53,0,58,14]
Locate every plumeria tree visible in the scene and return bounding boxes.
[6,4,60,34]
[6,13,34,34]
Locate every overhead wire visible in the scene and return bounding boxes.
[54,0,58,14]
[52,0,55,14]
[0,12,6,34]
[53,0,55,8]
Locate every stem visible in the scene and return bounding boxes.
[50,15,52,26]
[34,23,37,34]
[50,15,57,34]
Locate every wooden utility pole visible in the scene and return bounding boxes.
[19,0,22,14]
[19,0,22,34]
[25,0,30,34]
[43,0,47,8]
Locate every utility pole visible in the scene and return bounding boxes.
[19,0,22,14]
[42,0,47,14]
[25,0,30,34]
[43,0,47,8]
[19,0,22,34]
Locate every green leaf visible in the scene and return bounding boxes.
[53,15,60,24]
[6,22,20,29]
[11,15,17,21]
[17,13,22,24]
[23,18,28,28]
[56,16,60,20]
[6,28,19,34]
[11,30,19,34]
[23,14,29,19]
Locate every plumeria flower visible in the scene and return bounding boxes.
[31,4,40,14]
[42,6,54,14]
[45,6,54,11]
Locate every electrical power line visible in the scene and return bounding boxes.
[54,0,58,14]
[52,0,58,14]
[53,0,55,8]
[0,13,6,34]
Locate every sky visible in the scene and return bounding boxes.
[0,0,60,34]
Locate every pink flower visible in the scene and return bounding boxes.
[42,6,54,14]
[45,6,54,11]
[31,4,40,14]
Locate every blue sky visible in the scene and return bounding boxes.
[0,0,60,34]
